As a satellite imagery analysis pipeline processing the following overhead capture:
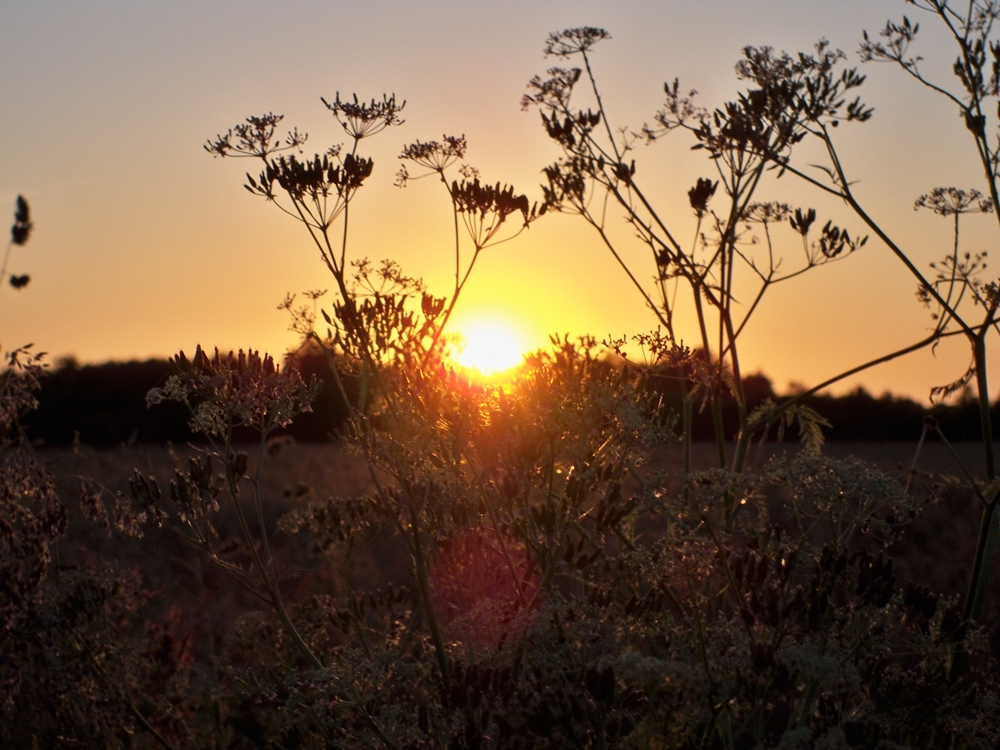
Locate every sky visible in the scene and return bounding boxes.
[1,0,997,403]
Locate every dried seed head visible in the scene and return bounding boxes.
[323,93,405,140]
[914,187,993,216]
[687,178,718,216]
[543,27,611,58]
[10,196,32,246]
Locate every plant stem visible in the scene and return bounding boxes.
[962,335,999,624]
[0,241,12,297]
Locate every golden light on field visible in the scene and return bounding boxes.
[454,319,527,375]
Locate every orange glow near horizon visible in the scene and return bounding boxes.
[2,2,993,403]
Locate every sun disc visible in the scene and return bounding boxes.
[455,320,525,375]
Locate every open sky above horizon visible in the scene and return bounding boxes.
[2,0,998,403]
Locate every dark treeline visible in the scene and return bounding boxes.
[18,356,993,447]
[640,370,988,444]
[21,354,353,447]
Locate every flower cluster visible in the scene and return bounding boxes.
[451,178,542,247]
[204,113,307,160]
[915,187,994,216]
[10,196,31,246]
[147,345,317,437]
[322,93,405,140]
[247,152,374,207]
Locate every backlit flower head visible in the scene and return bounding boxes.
[399,135,467,173]
[147,345,317,436]
[914,187,993,216]
[323,93,405,140]
[543,27,611,58]
[204,113,307,159]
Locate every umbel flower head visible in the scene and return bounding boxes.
[203,113,307,160]
[322,92,405,140]
[687,177,718,216]
[396,135,467,185]
[247,152,375,206]
[543,27,611,57]
[914,187,994,216]
[147,345,317,437]
[451,178,543,247]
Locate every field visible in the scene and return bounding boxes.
[40,438,1000,655]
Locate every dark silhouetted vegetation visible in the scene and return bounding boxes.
[21,351,355,447]
[5,4,1000,747]
[22,356,1000,447]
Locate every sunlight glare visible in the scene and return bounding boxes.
[455,320,526,375]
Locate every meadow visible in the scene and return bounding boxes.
[6,3,1000,747]
[40,438,1000,640]
[12,434,997,747]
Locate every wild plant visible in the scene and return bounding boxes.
[163,14,1000,747]
[9,4,1000,746]
[1,195,32,293]
[682,0,1000,631]
[0,346,190,747]
[523,28,867,490]
[126,346,321,669]
[205,95,545,689]
[523,8,1000,670]
[0,345,60,629]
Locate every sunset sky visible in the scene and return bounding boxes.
[1,0,996,403]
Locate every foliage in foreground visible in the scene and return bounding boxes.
[3,339,1000,748]
[5,2,1000,747]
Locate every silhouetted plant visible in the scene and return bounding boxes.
[524,6,1000,664]
[176,15,1000,747]
[524,27,864,500]
[9,5,1000,747]
[1,195,32,292]
[709,0,1000,634]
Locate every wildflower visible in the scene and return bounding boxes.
[3,197,33,292]
[399,135,466,174]
[687,177,718,216]
[204,113,307,159]
[815,220,866,258]
[543,27,611,57]
[147,345,317,437]
[914,187,993,216]
[451,178,541,247]
[322,92,405,140]
[789,206,816,235]
[246,152,374,224]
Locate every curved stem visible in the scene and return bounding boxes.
[0,241,12,298]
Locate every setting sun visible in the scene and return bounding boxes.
[454,320,527,375]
